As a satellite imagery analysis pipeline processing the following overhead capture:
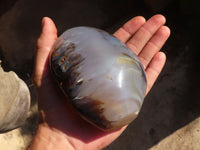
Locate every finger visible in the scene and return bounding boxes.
[145,52,166,94]
[33,17,57,87]
[138,26,170,69]
[113,16,146,43]
[126,14,166,54]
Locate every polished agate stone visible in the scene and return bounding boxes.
[50,27,147,131]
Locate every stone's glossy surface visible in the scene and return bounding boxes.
[50,27,147,131]
[0,61,31,133]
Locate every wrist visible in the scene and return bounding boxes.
[27,123,74,150]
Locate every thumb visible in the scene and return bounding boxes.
[33,17,57,87]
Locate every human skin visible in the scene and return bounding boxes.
[28,14,170,150]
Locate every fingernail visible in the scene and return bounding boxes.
[41,17,46,29]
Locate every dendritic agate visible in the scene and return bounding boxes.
[50,27,147,131]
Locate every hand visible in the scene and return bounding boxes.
[29,15,170,150]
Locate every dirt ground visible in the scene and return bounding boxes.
[0,0,200,149]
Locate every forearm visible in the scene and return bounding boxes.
[27,123,74,150]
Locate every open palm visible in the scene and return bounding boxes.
[30,15,170,150]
